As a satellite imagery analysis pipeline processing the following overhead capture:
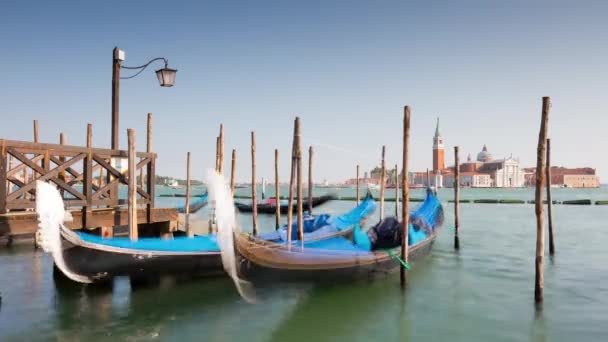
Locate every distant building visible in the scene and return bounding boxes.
[443,146,526,188]
[443,172,492,188]
[410,119,526,188]
[365,166,398,185]
[524,167,600,188]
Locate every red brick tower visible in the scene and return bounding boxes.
[433,118,444,172]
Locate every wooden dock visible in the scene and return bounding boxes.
[0,135,178,245]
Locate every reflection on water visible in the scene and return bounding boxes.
[1,187,608,341]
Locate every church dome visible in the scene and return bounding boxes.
[477,144,493,162]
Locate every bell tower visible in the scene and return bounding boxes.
[432,118,444,172]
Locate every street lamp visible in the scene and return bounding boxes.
[111,47,177,150]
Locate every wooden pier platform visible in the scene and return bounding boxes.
[0,136,180,246]
[0,207,178,243]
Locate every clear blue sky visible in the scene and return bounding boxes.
[1,0,606,182]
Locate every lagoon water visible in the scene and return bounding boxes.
[1,186,607,341]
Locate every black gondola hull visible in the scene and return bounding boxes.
[235,195,336,214]
[61,242,223,281]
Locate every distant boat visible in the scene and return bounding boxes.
[367,183,380,190]
[234,194,337,214]
[166,178,182,189]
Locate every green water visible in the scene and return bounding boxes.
[1,187,607,341]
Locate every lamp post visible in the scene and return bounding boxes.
[111,47,177,150]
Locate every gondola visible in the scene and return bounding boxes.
[177,191,208,214]
[37,182,370,284]
[234,194,336,214]
[234,189,443,282]
[36,181,223,284]
[58,228,223,282]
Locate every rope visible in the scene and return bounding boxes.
[385,249,410,270]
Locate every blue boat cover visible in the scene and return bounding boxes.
[177,192,208,213]
[258,193,377,242]
[75,231,220,253]
[320,189,443,252]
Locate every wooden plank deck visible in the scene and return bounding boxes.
[0,207,178,239]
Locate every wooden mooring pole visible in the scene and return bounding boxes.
[454,146,460,250]
[401,106,411,288]
[296,119,304,242]
[546,138,555,255]
[534,96,550,303]
[251,131,258,236]
[275,149,280,230]
[230,149,236,196]
[218,124,224,175]
[426,168,430,188]
[59,133,66,198]
[33,120,39,143]
[0,140,6,215]
[286,118,298,245]
[186,152,192,237]
[83,124,93,228]
[146,113,154,225]
[143,113,152,190]
[127,128,138,241]
[215,136,220,172]
[379,145,386,221]
[395,164,399,217]
[308,146,313,214]
[356,164,360,205]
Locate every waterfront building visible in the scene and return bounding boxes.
[443,172,492,188]
[524,167,600,188]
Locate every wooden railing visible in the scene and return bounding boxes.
[0,139,156,226]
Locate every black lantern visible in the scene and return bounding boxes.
[155,67,177,87]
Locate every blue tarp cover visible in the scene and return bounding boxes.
[258,194,377,242]
[75,232,220,253]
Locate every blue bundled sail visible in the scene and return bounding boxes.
[258,192,377,242]
[177,192,209,214]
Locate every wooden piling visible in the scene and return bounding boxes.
[454,146,460,250]
[534,96,550,303]
[275,149,280,230]
[59,133,66,197]
[379,145,386,221]
[147,113,153,152]
[401,106,411,288]
[230,149,236,196]
[426,168,430,188]
[251,131,258,236]
[0,140,6,214]
[395,164,399,217]
[356,164,360,205]
[127,129,138,241]
[33,120,39,143]
[215,136,220,172]
[141,113,152,191]
[308,146,313,214]
[296,119,304,242]
[186,152,192,237]
[218,124,224,175]
[145,113,154,225]
[286,118,298,245]
[83,124,93,227]
[546,138,555,255]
